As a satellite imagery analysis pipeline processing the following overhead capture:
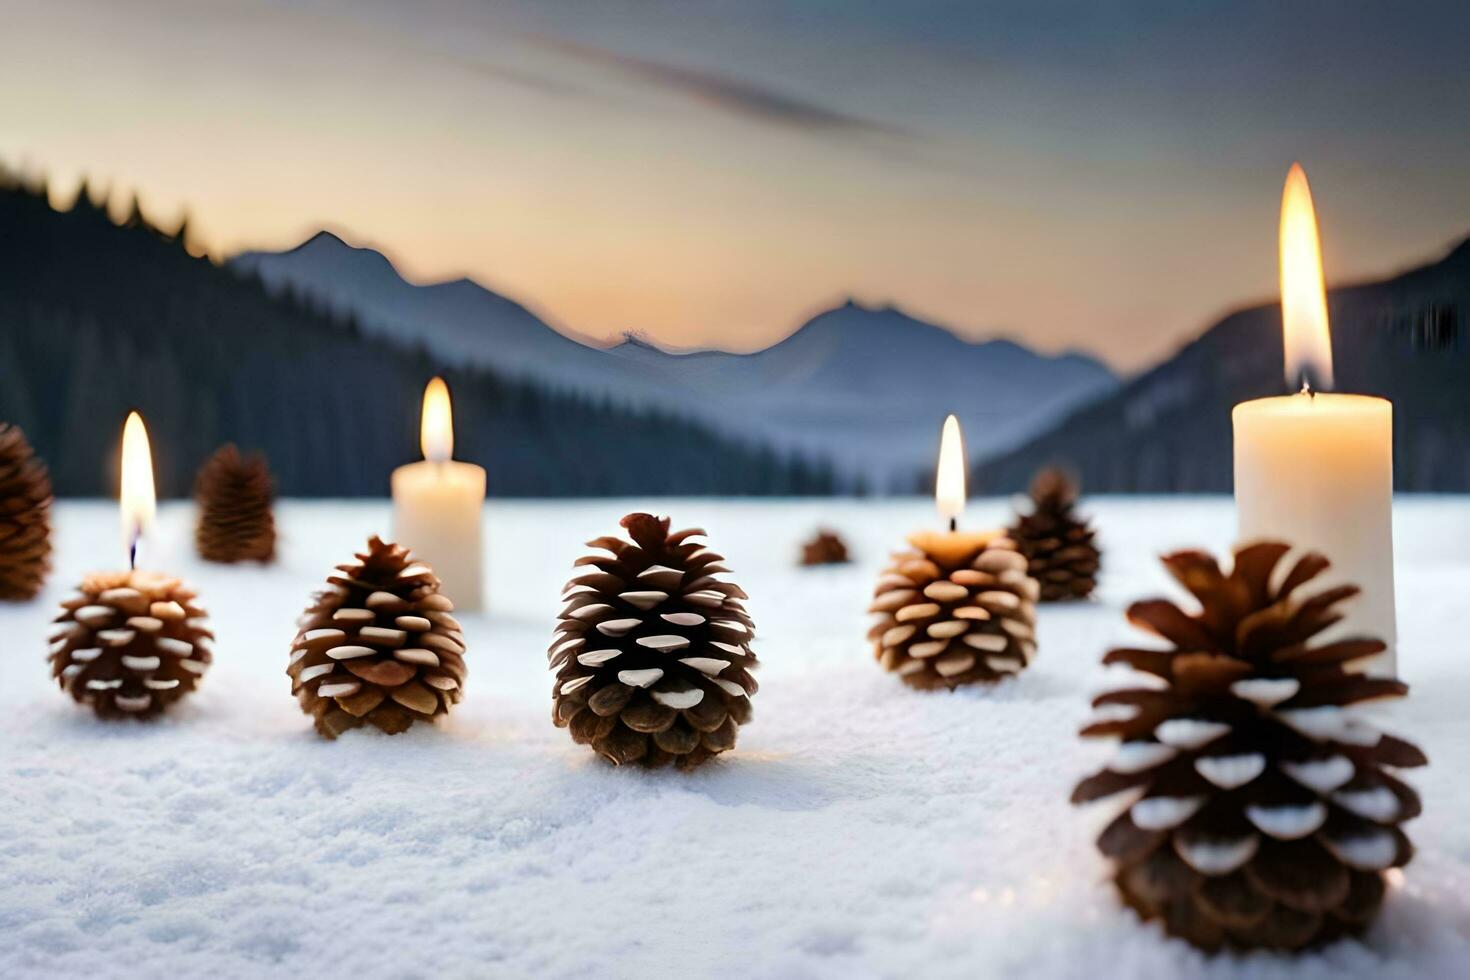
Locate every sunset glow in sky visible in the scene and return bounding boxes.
[3,0,1469,370]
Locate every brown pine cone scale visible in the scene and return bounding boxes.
[49,570,213,719]
[800,529,851,566]
[869,534,1039,689]
[195,444,276,563]
[1011,467,1099,602]
[0,422,54,600]
[289,537,466,738]
[1073,542,1426,952]
[551,513,757,770]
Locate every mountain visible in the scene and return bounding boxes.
[231,233,1118,487]
[0,175,836,498]
[974,239,1470,492]
[232,232,618,390]
[605,302,1117,487]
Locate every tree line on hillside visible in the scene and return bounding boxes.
[969,239,1470,494]
[0,171,839,498]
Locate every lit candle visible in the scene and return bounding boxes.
[907,415,1001,566]
[1232,163,1395,674]
[868,414,1039,688]
[120,410,157,567]
[390,378,486,611]
[47,412,213,720]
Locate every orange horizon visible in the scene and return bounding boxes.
[4,2,1468,371]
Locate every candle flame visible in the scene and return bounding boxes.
[421,377,454,463]
[120,411,156,561]
[1279,162,1334,392]
[936,414,966,523]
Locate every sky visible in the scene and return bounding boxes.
[2,0,1468,372]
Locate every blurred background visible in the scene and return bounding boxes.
[1,0,1467,498]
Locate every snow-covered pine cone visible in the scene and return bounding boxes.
[550,513,757,770]
[869,536,1038,689]
[48,571,213,719]
[195,444,276,563]
[799,528,851,566]
[1010,467,1099,602]
[289,537,465,739]
[0,422,53,601]
[1072,542,1426,952]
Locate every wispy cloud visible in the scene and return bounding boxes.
[431,55,588,99]
[258,3,907,142]
[254,1,587,99]
[531,35,907,139]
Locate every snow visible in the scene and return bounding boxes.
[3,497,1470,979]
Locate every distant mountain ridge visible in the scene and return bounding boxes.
[233,231,613,377]
[0,176,837,498]
[975,237,1470,492]
[603,300,1117,481]
[232,233,1118,486]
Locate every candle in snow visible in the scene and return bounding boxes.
[46,411,214,719]
[391,378,486,611]
[908,415,1000,566]
[1232,163,1395,674]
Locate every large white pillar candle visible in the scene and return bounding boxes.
[1232,164,1396,674]
[391,378,486,611]
[1233,393,1395,671]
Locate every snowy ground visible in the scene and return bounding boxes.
[3,497,1470,979]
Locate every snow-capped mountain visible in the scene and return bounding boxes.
[230,232,1118,486]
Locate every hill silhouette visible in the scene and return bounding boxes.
[0,172,836,498]
[234,232,1117,486]
[974,239,1470,492]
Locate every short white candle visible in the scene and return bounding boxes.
[391,378,486,611]
[1232,164,1395,674]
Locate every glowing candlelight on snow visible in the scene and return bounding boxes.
[391,377,486,610]
[868,415,1039,688]
[48,411,213,720]
[909,415,998,568]
[120,411,156,568]
[1233,163,1396,674]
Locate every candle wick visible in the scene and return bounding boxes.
[1300,379,1314,399]
[129,537,138,571]
[949,517,957,532]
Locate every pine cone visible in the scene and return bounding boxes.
[48,571,213,719]
[0,422,53,601]
[1072,542,1426,952]
[550,513,758,770]
[195,444,276,563]
[289,537,465,739]
[868,535,1038,689]
[1011,467,1099,602]
[800,528,850,566]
